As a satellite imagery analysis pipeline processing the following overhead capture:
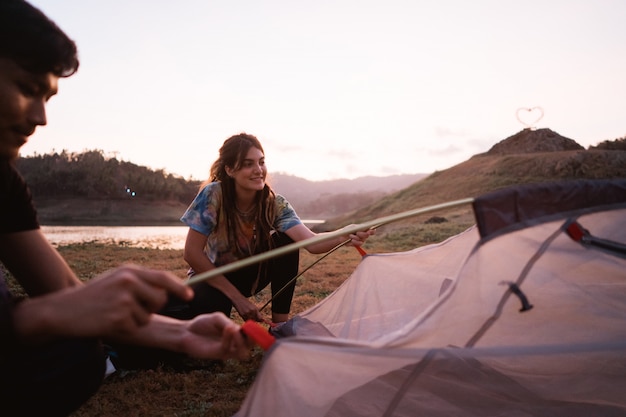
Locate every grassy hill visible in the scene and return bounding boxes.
[33,198,189,226]
[318,129,626,241]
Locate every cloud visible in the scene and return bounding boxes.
[426,145,464,157]
[433,126,470,138]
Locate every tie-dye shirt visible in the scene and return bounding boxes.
[180,182,302,266]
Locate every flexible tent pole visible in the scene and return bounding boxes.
[186,197,474,287]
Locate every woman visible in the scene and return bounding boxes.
[181,133,374,325]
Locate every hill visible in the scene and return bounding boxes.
[319,128,626,234]
[33,198,191,226]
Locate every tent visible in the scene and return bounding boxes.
[235,178,626,417]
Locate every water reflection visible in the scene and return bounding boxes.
[41,226,189,250]
[41,220,324,250]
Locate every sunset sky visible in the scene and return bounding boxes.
[24,0,626,181]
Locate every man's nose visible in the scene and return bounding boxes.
[28,99,47,126]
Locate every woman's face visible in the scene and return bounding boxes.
[227,146,267,194]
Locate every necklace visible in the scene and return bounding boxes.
[235,203,255,217]
[239,220,257,255]
[234,203,257,252]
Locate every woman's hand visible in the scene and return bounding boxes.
[231,295,263,322]
[342,226,376,247]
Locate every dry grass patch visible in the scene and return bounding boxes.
[63,243,366,416]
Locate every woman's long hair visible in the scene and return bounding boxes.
[204,133,277,256]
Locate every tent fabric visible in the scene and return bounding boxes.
[235,179,626,417]
[472,178,626,240]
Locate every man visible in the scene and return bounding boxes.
[0,1,250,415]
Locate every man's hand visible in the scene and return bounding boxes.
[180,313,252,360]
[13,264,193,342]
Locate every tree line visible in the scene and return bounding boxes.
[590,136,626,151]
[17,150,201,203]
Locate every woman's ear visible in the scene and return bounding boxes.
[225,166,233,177]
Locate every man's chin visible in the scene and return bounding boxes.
[0,147,21,160]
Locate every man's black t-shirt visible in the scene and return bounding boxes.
[0,158,39,233]
[0,158,39,346]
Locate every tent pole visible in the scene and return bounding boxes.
[186,197,474,287]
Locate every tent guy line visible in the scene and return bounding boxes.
[185,197,475,287]
[260,234,355,314]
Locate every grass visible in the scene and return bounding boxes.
[3,219,469,417]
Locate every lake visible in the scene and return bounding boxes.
[41,225,189,250]
[41,220,325,250]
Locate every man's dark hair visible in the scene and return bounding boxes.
[0,0,79,77]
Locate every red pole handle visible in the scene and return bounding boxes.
[241,320,276,350]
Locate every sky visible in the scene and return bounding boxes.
[23,0,626,181]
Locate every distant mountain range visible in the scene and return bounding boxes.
[270,173,427,218]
